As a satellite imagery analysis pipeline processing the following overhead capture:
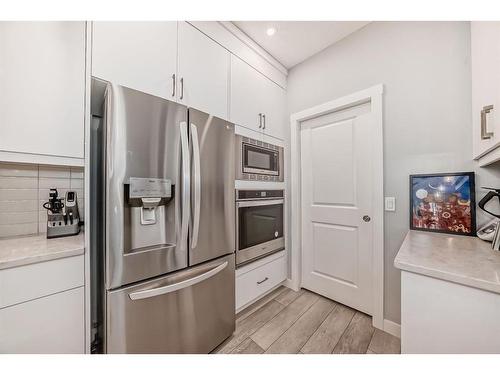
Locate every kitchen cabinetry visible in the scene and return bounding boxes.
[178,22,229,120]
[235,251,286,311]
[471,22,500,165]
[261,76,287,140]
[93,22,230,120]
[0,22,86,163]
[395,231,500,353]
[230,55,286,140]
[92,22,178,100]
[0,255,85,353]
[401,271,500,353]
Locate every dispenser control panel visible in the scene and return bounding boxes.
[129,178,172,199]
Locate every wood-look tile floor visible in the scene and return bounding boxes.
[213,286,401,354]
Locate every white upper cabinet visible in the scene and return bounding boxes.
[261,76,287,140]
[92,22,178,100]
[0,22,86,160]
[471,22,500,164]
[230,55,265,134]
[230,55,286,140]
[177,22,229,120]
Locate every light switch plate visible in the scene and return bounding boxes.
[385,197,396,211]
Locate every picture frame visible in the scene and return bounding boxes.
[409,172,476,236]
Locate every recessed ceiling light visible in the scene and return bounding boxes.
[266,27,276,36]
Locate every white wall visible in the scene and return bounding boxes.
[286,21,500,324]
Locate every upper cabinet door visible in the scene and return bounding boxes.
[177,22,229,119]
[261,78,286,140]
[471,22,500,159]
[0,22,86,159]
[230,55,266,134]
[230,55,286,140]
[92,22,178,100]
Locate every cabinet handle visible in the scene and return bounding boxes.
[180,77,184,100]
[258,113,263,129]
[171,74,176,97]
[257,277,269,285]
[262,114,266,130]
[481,105,494,140]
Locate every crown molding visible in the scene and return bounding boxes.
[219,21,288,75]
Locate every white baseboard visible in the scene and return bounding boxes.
[383,319,401,338]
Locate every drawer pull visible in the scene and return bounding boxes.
[257,277,269,285]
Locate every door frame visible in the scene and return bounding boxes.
[289,84,384,329]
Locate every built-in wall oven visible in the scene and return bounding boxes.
[236,190,284,266]
[236,135,284,182]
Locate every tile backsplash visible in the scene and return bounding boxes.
[0,162,84,238]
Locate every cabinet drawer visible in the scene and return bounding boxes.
[236,252,286,310]
[0,255,84,308]
[0,287,84,353]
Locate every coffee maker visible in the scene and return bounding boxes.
[477,187,500,249]
[43,188,81,238]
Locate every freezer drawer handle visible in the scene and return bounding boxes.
[128,261,228,300]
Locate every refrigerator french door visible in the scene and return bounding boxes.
[92,82,235,353]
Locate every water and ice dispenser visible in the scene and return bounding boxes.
[126,177,173,251]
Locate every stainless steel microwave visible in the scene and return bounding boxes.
[235,135,284,182]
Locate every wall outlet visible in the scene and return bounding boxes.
[385,197,396,211]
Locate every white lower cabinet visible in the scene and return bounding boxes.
[235,251,286,311]
[0,255,84,308]
[0,255,85,353]
[401,271,500,354]
[0,287,84,354]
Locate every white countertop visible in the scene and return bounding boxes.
[0,232,84,270]
[394,230,500,294]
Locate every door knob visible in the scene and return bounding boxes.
[363,215,371,222]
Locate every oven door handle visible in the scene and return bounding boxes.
[237,199,284,208]
[128,261,228,300]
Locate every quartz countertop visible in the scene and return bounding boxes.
[394,230,500,294]
[0,232,84,270]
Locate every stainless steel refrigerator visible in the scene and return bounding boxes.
[90,82,235,353]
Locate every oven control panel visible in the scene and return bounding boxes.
[236,189,284,200]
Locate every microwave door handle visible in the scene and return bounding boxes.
[128,261,228,300]
[190,123,201,249]
[180,122,190,252]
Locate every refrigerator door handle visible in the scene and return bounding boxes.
[180,122,190,252]
[128,261,228,300]
[190,123,201,249]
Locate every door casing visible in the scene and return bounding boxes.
[289,84,384,330]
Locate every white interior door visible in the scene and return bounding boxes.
[300,102,374,314]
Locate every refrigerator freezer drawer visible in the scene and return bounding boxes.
[106,254,235,353]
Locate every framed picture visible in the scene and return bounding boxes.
[409,172,476,236]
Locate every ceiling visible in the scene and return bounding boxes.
[232,21,370,69]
